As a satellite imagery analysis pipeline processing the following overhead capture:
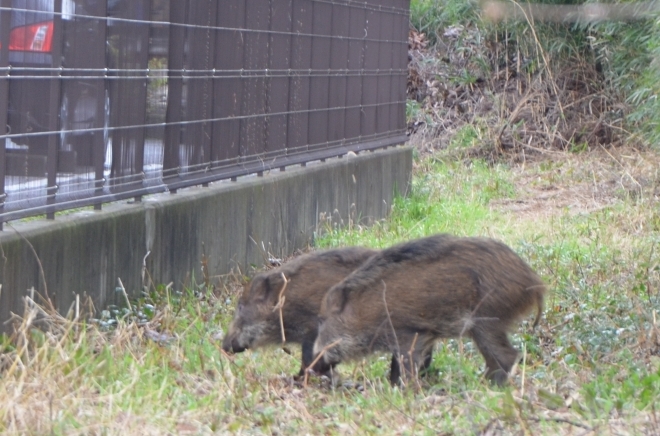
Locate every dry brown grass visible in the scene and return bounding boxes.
[408,24,631,158]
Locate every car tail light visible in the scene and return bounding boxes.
[9,21,54,52]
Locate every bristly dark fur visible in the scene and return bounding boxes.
[222,246,377,377]
[316,234,547,386]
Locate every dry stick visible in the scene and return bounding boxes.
[513,401,532,436]
[272,272,289,344]
[520,342,527,399]
[645,242,656,304]
[407,332,422,390]
[248,235,272,266]
[510,0,565,118]
[303,339,342,388]
[141,250,155,293]
[117,278,132,313]
[407,332,419,377]
[527,416,592,431]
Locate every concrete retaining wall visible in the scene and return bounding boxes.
[0,147,412,332]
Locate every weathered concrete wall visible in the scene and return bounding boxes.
[0,147,412,332]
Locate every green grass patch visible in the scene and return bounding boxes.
[318,157,515,248]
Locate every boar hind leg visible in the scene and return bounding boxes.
[471,327,518,386]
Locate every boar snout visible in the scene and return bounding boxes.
[313,330,344,367]
[222,333,247,354]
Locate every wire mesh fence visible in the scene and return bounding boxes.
[0,0,409,227]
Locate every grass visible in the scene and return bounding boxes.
[2,145,660,434]
[4,1,660,432]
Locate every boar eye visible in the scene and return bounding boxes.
[237,303,244,313]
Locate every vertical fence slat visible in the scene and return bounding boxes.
[308,1,331,149]
[328,2,349,146]
[107,0,151,191]
[345,3,366,144]
[389,0,403,135]
[45,0,63,219]
[266,0,292,156]
[397,1,409,132]
[211,0,245,163]
[361,5,379,140]
[377,2,394,139]
[181,0,217,172]
[164,0,187,185]
[241,0,271,160]
[0,0,10,230]
[86,1,108,206]
[396,0,410,131]
[287,0,312,154]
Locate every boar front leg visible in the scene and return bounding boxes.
[388,335,434,385]
[389,351,433,384]
[300,337,333,378]
[471,326,518,386]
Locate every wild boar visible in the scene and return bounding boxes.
[313,234,546,386]
[222,247,377,377]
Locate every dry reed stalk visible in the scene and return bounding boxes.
[117,278,132,313]
[271,272,289,344]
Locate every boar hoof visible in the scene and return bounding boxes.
[487,369,510,387]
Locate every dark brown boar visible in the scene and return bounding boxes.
[313,234,546,386]
[222,247,377,377]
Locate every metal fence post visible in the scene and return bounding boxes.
[46,0,63,220]
[0,0,10,230]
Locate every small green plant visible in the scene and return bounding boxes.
[410,0,480,44]
[449,124,481,149]
[406,98,424,125]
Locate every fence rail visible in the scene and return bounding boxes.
[0,0,409,227]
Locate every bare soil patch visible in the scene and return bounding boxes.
[491,145,660,220]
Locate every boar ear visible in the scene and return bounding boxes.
[248,274,284,304]
[324,287,347,314]
[247,275,271,303]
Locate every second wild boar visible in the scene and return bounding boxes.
[222,246,377,376]
[313,234,546,385]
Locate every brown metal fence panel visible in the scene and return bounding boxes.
[266,0,291,157]
[0,0,410,224]
[287,0,312,154]
[180,0,217,176]
[328,3,348,146]
[345,3,366,145]
[308,1,331,149]
[107,1,150,189]
[211,0,245,164]
[241,0,270,161]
